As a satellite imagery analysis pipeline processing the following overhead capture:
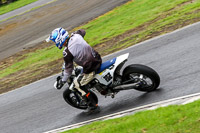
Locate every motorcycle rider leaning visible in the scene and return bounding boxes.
[46,28,102,114]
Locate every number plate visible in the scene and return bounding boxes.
[103,73,112,82]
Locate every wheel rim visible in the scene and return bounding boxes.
[128,73,154,88]
[69,93,87,107]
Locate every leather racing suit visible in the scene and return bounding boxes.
[62,30,102,98]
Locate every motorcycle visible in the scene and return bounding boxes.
[56,53,160,109]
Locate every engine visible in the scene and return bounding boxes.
[90,79,108,95]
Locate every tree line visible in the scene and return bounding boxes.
[0,0,17,6]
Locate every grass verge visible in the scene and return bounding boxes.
[0,0,200,94]
[0,0,38,15]
[62,100,200,133]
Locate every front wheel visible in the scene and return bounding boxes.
[63,88,98,110]
[122,64,160,92]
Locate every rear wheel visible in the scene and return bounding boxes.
[63,88,98,109]
[122,64,160,92]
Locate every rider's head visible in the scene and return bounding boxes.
[46,27,69,49]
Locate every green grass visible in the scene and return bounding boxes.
[0,46,61,78]
[62,100,200,133]
[82,0,191,46]
[0,0,38,15]
[112,0,200,51]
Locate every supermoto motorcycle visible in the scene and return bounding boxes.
[56,53,160,109]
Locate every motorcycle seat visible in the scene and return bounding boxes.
[97,57,116,74]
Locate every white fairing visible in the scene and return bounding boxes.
[94,53,129,85]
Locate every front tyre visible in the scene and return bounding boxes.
[63,88,98,110]
[122,64,160,92]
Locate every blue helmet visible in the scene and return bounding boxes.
[46,28,69,49]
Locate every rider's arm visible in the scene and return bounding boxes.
[62,49,74,82]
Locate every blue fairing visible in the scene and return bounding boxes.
[97,57,116,74]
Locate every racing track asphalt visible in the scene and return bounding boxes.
[0,0,55,21]
[0,21,200,133]
[0,0,130,61]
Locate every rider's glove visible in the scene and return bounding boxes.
[54,76,65,90]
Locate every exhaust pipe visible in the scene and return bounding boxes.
[113,83,139,91]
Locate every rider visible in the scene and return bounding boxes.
[46,28,102,113]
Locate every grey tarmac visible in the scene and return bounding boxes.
[0,21,200,133]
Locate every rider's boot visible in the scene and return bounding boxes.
[84,105,100,114]
[83,92,100,114]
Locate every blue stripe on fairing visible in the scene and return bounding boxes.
[97,57,116,74]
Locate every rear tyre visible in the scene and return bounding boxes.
[122,64,160,92]
[63,88,98,109]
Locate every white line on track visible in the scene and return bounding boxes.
[45,92,200,133]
